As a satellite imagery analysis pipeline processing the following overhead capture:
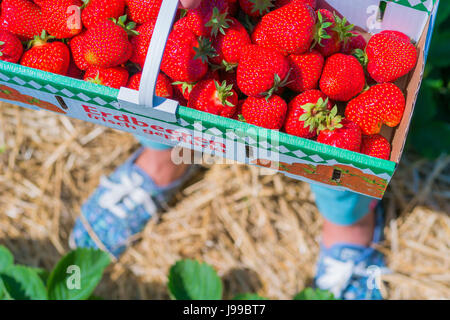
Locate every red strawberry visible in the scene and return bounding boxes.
[210,18,251,68]
[161,25,213,83]
[82,16,134,68]
[241,95,287,129]
[251,22,280,51]
[66,59,83,78]
[82,0,126,29]
[258,2,316,55]
[126,0,162,24]
[320,53,365,101]
[20,31,70,75]
[345,83,405,135]
[313,10,354,57]
[188,79,237,118]
[287,50,324,93]
[239,0,274,17]
[379,30,411,43]
[187,0,230,37]
[232,99,245,120]
[361,134,391,160]
[84,66,129,89]
[0,0,44,40]
[284,90,333,139]
[69,31,90,70]
[364,30,417,83]
[317,119,362,152]
[41,0,83,39]
[0,30,24,63]
[130,19,156,68]
[341,31,366,55]
[227,0,239,16]
[126,72,173,99]
[274,0,316,10]
[237,44,290,98]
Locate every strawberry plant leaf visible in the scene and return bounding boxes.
[0,265,47,300]
[233,293,267,300]
[168,259,222,300]
[293,288,337,300]
[0,245,14,272]
[47,248,110,300]
[0,278,13,300]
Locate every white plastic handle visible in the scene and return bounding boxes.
[138,0,179,106]
[117,0,179,122]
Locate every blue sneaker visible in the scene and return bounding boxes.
[314,204,390,300]
[69,148,198,258]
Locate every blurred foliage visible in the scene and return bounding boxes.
[408,1,450,158]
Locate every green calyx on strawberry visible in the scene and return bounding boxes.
[85,72,102,85]
[214,80,236,107]
[206,7,232,37]
[27,30,55,49]
[109,15,139,37]
[172,81,196,97]
[298,98,340,134]
[353,48,369,67]
[333,14,355,46]
[193,37,218,63]
[247,0,274,16]
[262,70,292,100]
[312,11,333,48]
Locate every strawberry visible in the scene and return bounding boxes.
[41,0,83,39]
[161,25,213,83]
[81,15,135,68]
[251,22,280,51]
[320,53,365,101]
[126,72,173,98]
[239,0,274,17]
[84,66,129,88]
[210,18,251,69]
[345,83,405,135]
[69,31,90,70]
[283,90,333,139]
[317,118,362,152]
[227,0,239,16]
[237,44,290,98]
[188,80,237,118]
[130,19,156,68]
[187,0,230,37]
[66,59,84,78]
[341,31,366,55]
[258,2,316,55]
[379,30,411,43]
[172,81,196,101]
[361,134,391,160]
[20,31,70,75]
[0,30,24,63]
[232,99,245,120]
[0,0,44,40]
[126,0,162,24]
[274,0,316,10]
[363,30,417,83]
[313,10,354,58]
[241,95,287,129]
[81,0,126,29]
[287,50,323,93]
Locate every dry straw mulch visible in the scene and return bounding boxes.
[0,102,449,300]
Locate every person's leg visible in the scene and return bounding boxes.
[70,137,195,258]
[310,184,388,300]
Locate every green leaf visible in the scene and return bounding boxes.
[0,277,13,300]
[168,259,223,300]
[408,121,450,159]
[0,265,47,300]
[47,248,110,300]
[293,288,337,300]
[0,246,14,272]
[233,293,267,300]
[30,267,50,285]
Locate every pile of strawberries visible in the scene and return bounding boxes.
[0,0,418,160]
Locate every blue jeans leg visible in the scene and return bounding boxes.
[309,184,378,226]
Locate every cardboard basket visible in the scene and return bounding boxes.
[0,0,440,199]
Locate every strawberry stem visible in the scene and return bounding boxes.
[194,37,217,63]
[262,69,293,100]
[249,0,274,16]
[215,80,235,107]
[206,7,232,37]
[312,11,333,48]
[111,15,139,36]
